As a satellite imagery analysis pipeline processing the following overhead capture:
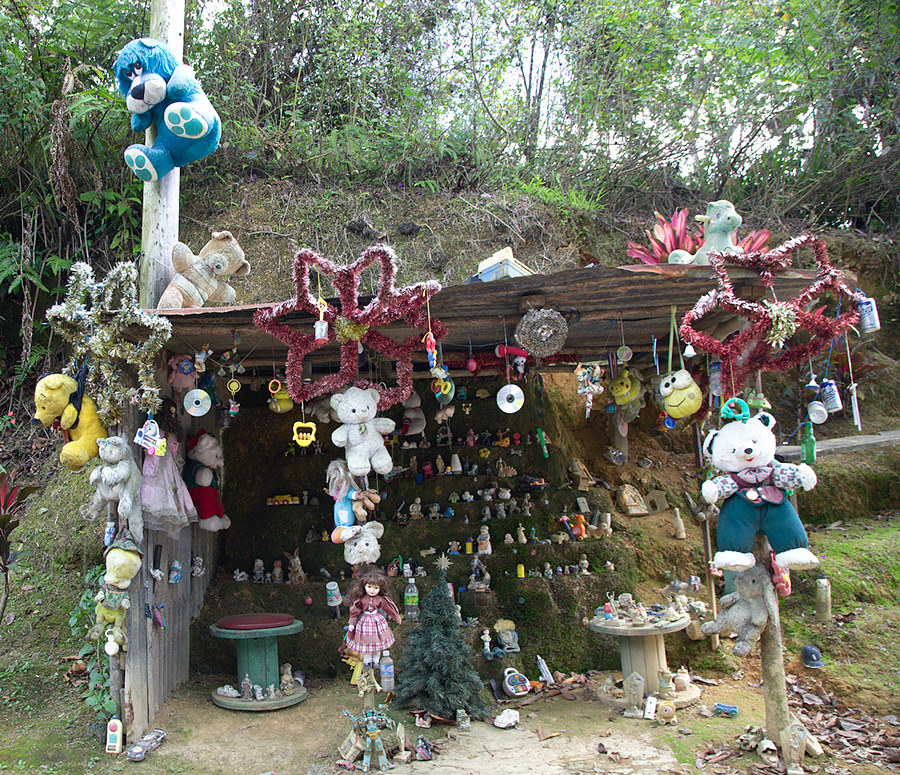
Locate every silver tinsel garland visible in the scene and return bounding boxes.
[515,308,568,358]
[46,262,172,425]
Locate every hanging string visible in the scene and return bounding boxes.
[502,317,511,385]
[668,306,676,375]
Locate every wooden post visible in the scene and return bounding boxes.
[753,535,791,746]
[609,413,628,461]
[138,0,185,308]
[692,422,719,649]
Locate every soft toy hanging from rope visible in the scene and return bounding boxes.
[679,234,862,397]
[45,262,172,426]
[253,245,446,410]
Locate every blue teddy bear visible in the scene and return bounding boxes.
[113,38,221,182]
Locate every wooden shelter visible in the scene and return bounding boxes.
[121,261,824,737]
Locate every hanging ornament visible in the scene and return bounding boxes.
[254,246,445,409]
[134,416,167,456]
[466,324,478,373]
[515,308,568,362]
[761,300,798,348]
[497,384,525,414]
[226,378,241,416]
[574,362,605,419]
[268,377,293,414]
[683,343,697,359]
[658,307,701,420]
[293,420,317,447]
[820,379,843,413]
[184,389,212,417]
[857,296,880,333]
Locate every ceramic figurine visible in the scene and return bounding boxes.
[284,549,307,585]
[168,560,182,584]
[481,505,492,522]
[503,533,514,544]
[624,672,645,717]
[462,491,474,502]
[253,684,264,701]
[516,523,527,544]
[272,559,283,583]
[241,674,252,700]
[598,512,613,537]
[579,555,591,574]
[344,565,401,673]
[658,669,676,700]
[521,494,533,517]
[280,663,295,696]
[252,558,265,583]
[444,506,455,519]
[409,456,418,476]
[672,508,686,540]
[448,540,461,555]
[469,557,490,591]
[427,502,441,519]
[476,525,492,555]
[233,569,249,581]
[674,666,691,692]
[496,503,507,520]
[191,556,205,577]
[543,562,553,579]
[448,492,460,504]
[409,497,422,519]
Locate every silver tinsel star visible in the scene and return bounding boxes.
[434,553,452,572]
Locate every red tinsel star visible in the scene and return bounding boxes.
[254,245,446,409]
[679,234,862,397]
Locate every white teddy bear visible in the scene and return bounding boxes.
[330,387,395,476]
[184,432,231,532]
[701,409,818,571]
[333,521,384,567]
[81,436,144,545]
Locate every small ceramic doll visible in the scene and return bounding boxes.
[140,398,198,537]
[344,564,402,670]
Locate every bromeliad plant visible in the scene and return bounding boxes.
[0,470,40,622]
[626,208,771,264]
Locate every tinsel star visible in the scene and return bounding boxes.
[254,245,446,409]
[46,262,172,425]
[679,234,862,396]
[434,553,452,572]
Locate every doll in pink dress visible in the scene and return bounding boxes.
[345,564,402,670]
[141,398,198,537]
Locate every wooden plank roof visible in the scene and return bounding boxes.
[144,263,829,371]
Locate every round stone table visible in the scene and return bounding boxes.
[590,614,702,707]
[210,613,307,711]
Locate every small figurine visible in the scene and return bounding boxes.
[190,556,205,577]
[476,525,492,555]
[462,491,474,502]
[168,560,182,584]
[443,506,455,519]
[624,672,645,718]
[448,492,460,504]
[481,505,492,522]
[543,562,553,579]
[598,511,613,537]
[448,540,461,555]
[658,669,676,700]
[241,674,252,700]
[672,508,687,540]
[252,558,265,583]
[233,569,249,582]
[579,554,590,574]
[495,503,507,520]
[284,549,307,585]
[253,684,264,701]
[469,556,490,591]
[271,559,284,583]
[344,565,402,671]
[409,456,418,476]
[521,494,534,517]
[280,663,295,696]
[673,666,691,692]
[409,497,422,519]
[516,523,527,544]
[435,454,445,473]
[503,533,514,544]
[421,461,435,478]
[426,502,441,519]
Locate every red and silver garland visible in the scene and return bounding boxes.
[254,245,446,409]
[679,234,862,396]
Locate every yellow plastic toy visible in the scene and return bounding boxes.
[88,533,144,654]
[32,374,107,470]
[660,369,702,419]
[268,382,294,414]
[293,421,317,447]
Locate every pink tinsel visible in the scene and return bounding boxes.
[679,234,862,396]
[253,245,445,409]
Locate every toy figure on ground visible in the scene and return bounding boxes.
[32,373,107,470]
[82,436,144,544]
[183,430,231,532]
[345,564,402,673]
[701,405,818,571]
[327,459,381,537]
[140,399,198,537]
[113,38,221,182]
[88,532,144,653]
[331,387,396,477]
[341,705,396,773]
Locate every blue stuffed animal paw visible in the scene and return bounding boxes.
[124,146,159,182]
[165,103,210,139]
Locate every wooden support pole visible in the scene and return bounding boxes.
[753,535,791,748]
[692,422,719,649]
[138,0,185,309]
[608,413,627,461]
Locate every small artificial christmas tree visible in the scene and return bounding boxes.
[394,571,489,720]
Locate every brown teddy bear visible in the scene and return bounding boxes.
[157,230,250,309]
[700,564,776,657]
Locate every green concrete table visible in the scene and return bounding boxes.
[209,613,307,711]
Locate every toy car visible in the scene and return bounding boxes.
[126,728,167,761]
[712,702,739,718]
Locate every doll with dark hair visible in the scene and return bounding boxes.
[344,564,402,670]
[140,397,198,536]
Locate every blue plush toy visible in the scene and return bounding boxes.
[113,38,221,182]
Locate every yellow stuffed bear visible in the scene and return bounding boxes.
[32,374,107,470]
[88,533,144,654]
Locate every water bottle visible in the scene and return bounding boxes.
[815,575,832,623]
[379,650,394,692]
[404,576,419,622]
[800,420,816,465]
[708,360,722,397]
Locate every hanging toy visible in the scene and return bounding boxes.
[495,345,529,381]
[226,378,241,417]
[194,345,213,374]
[658,306,702,420]
[268,378,294,414]
[574,362,604,418]
[293,421,317,447]
[134,416,167,456]
[314,275,329,341]
[857,295,880,333]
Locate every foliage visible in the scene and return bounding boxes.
[0,470,40,621]
[626,208,771,264]
[68,564,117,719]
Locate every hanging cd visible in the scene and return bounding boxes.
[497,384,525,414]
[184,389,212,417]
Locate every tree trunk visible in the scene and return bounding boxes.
[0,571,9,623]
